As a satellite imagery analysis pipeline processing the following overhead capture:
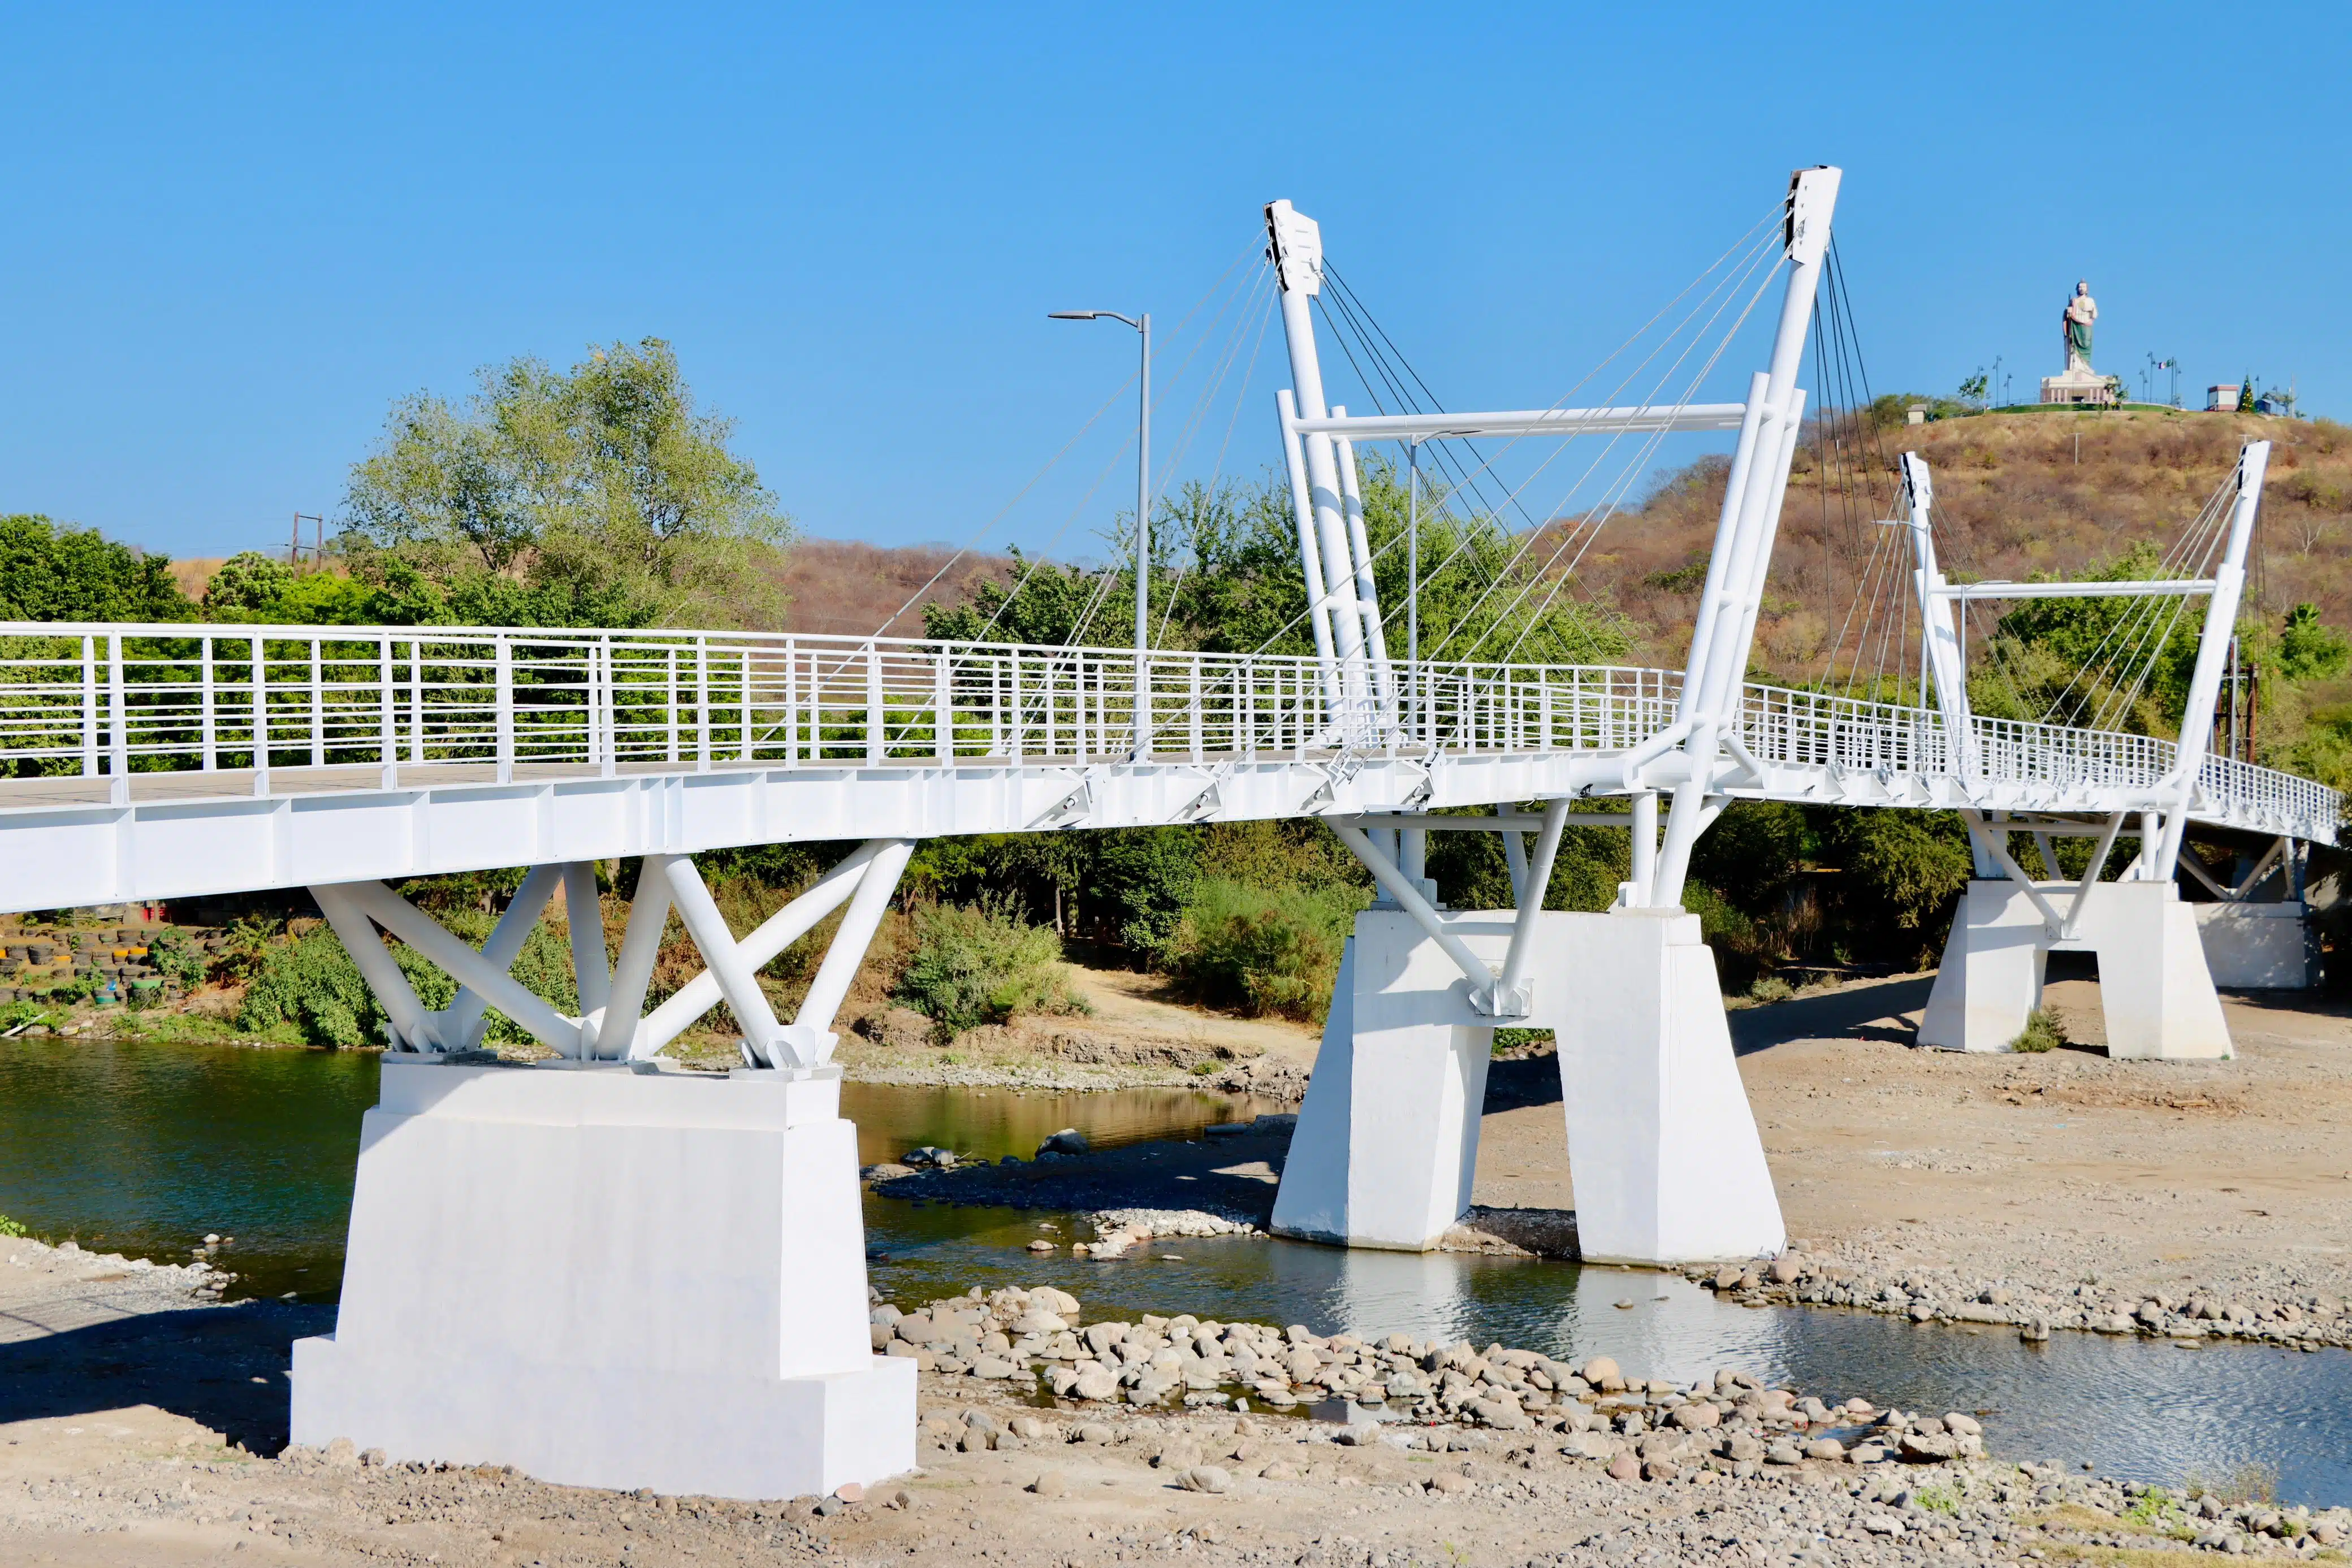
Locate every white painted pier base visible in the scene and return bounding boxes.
[1269,915,1496,1250]
[1919,880,2233,1059]
[1270,907,1784,1267]
[291,1059,914,1500]
[1548,908,1785,1266]
[2194,902,2319,989]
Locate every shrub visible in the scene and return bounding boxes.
[0,1212,24,1238]
[1748,976,1795,1004]
[1168,877,1364,1024]
[2010,1008,2063,1053]
[893,898,1083,1042]
[236,916,576,1049]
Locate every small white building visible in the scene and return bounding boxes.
[2208,384,2241,412]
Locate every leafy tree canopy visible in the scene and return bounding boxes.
[926,461,1629,666]
[341,338,794,628]
[0,515,192,623]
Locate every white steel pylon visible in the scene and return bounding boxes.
[1268,168,1843,1264]
[1914,441,2274,1057]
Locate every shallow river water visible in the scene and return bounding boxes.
[3,1037,2347,1505]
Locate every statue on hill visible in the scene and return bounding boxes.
[2063,280,2098,373]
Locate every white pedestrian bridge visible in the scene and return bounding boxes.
[8,167,2341,1501]
[0,622,2334,913]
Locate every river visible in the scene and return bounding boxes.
[3,1035,2346,1505]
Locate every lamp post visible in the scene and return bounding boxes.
[1048,310,1152,669]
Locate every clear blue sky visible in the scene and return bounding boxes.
[4,4,2342,564]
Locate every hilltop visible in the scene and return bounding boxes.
[1572,408,2351,681]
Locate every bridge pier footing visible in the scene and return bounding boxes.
[291,1058,913,1499]
[1919,880,2233,1059]
[1270,907,1785,1266]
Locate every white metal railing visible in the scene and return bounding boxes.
[0,622,2337,837]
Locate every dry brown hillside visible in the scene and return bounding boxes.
[764,537,1012,637]
[1570,408,2350,679]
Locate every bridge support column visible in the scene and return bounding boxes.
[1270,907,1784,1266]
[1270,916,1493,1250]
[292,1059,913,1499]
[1550,908,1784,1266]
[1921,880,2232,1058]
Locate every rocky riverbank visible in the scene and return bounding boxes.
[10,1261,2348,1567]
[1687,1243,2352,1351]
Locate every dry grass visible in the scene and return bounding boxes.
[1548,409,2352,686]
[761,536,1013,637]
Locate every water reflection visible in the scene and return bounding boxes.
[4,1038,2346,1505]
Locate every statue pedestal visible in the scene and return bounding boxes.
[2041,367,2116,406]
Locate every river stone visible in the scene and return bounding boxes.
[1030,1286,1080,1316]
[1072,1368,1120,1401]
[1942,1411,1982,1436]
[969,1354,1021,1379]
[1804,1439,1847,1462]
[1151,1441,1204,1470]
[1427,1470,1474,1496]
[324,1437,358,1469]
[1075,1423,1114,1444]
[1669,1402,1720,1430]
[1178,1466,1230,1494]
[1764,1440,1803,1466]
[1849,1443,1890,1464]
[1579,1356,1623,1389]
[1082,1321,1126,1354]
[1027,1471,1069,1498]
[1564,1432,1615,1461]
[1606,1454,1641,1482]
[1013,1310,1068,1335]
[1899,1431,1958,1461]
[1037,1129,1089,1157]
[1469,1398,1531,1430]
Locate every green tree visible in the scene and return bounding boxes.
[2275,603,2350,682]
[341,339,794,628]
[2237,377,2256,414]
[1970,542,2202,734]
[0,516,192,622]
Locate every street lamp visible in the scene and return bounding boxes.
[1048,310,1151,668]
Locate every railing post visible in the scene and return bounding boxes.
[495,635,514,785]
[200,635,217,772]
[934,645,952,764]
[1190,657,1204,763]
[866,642,883,766]
[665,647,680,765]
[80,635,97,779]
[740,647,753,762]
[106,632,129,805]
[309,635,325,768]
[378,633,397,788]
[600,638,618,779]
[408,639,425,765]
[782,640,797,768]
[252,635,271,796]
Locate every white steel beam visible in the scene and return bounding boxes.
[632,839,889,1059]
[1330,821,1516,1014]
[1493,799,1570,1014]
[781,837,915,1066]
[596,869,671,1062]
[1286,405,1749,441]
[654,852,789,1067]
[563,861,612,1040]
[2158,442,2271,873]
[335,877,585,1056]
[444,864,566,1050]
[1931,579,2216,601]
[310,882,434,1051]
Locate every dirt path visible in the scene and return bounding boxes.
[1474,977,2352,1313]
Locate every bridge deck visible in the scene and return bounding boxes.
[0,622,2334,909]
